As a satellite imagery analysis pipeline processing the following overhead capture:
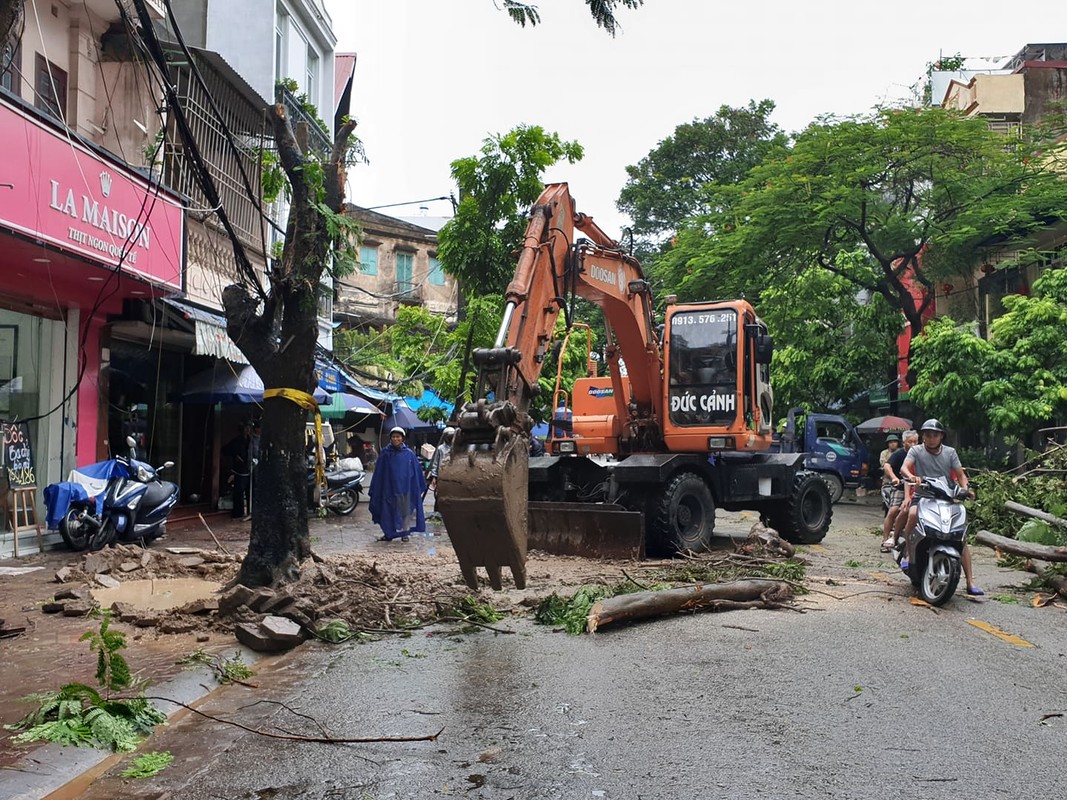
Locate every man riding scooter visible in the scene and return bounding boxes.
[899,418,982,597]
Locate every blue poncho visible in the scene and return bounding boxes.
[369,443,427,539]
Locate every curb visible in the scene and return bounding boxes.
[0,644,262,800]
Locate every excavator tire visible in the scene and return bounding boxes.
[646,471,716,557]
[767,471,833,545]
[437,440,528,591]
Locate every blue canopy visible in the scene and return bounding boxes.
[405,388,454,416]
[179,365,329,405]
[384,400,435,433]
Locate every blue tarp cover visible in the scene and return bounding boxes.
[43,459,129,530]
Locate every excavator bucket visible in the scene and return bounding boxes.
[437,441,528,591]
[528,502,645,560]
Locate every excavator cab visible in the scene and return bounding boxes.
[661,301,775,453]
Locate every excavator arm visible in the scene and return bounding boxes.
[438,183,660,589]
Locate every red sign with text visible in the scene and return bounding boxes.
[0,98,183,289]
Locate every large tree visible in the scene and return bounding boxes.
[756,263,900,415]
[617,100,787,255]
[912,267,1067,443]
[659,107,1067,382]
[437,124,584,297]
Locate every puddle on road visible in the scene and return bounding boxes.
[91,578,221,611]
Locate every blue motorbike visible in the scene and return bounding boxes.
[90,439,179,550]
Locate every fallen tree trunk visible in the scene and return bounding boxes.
[975,530,1067,562]
[1004,501,1067,529]
[1023,559,1067,600]
[586,579,794,633]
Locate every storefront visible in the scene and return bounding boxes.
[0,93,184,555]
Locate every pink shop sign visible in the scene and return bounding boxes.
[0,99,183,289]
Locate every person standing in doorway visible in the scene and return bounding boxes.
[223,421,252,519]
[369,427,427,542]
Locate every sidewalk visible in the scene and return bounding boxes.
[0,502,400,799]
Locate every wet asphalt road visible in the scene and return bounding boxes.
[78,505,1067,800]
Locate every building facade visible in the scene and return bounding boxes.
[0,0,187,555]
[335,206,459,331]
[938,42,1067,336]
[0,1,342,553]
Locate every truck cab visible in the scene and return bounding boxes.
[774,408,868,503]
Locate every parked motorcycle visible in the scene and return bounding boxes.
[308,459,365,516]
[89,437,178,550]
[891,476,972,606]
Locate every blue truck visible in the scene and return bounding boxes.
[772,408,869,504]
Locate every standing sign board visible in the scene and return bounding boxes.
[2,421,34,487]
[1,420,41,556]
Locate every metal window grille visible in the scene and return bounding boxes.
[163,53,268,252]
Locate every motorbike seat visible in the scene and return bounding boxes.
[142,481,178,506]
[325,470,362,487]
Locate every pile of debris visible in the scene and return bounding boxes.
[44,545,473,650]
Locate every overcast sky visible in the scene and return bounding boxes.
[326,1,1053,237]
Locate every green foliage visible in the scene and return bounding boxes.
[1016,519,1067,547]
[121,751,174,779]
[314,201,361,279]
[910,316,994,435]
[178,648,255,683]
[656,107,1067,394]
[314,618,356,643]
[6,684,166,753]
[759,560,808,583]
[991,594,1020,605]
[455,595,502,624]
[969,447,1067,537]
[334,294,502,404]
[438,125,583,296]
[260,150,286,203]
[533,315,603,422]
[5,614,166,752]
[535,584,616,635]
[758,261,899,411]
[502,0,643,36]
[79,611,132,696]
[618,100,787,263]
[978,268,1067,439]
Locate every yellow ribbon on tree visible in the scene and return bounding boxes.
[263,387,325,493]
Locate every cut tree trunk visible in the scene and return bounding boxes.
[1023,559,1067,599]
[975,530,1067,562]
[586,579,794,633]
[1003,501,1067,530]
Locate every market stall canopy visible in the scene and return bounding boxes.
[178,365,329,405]
[319,392,383,420]
[855,415,912,434]
[404,388,454,417]
[383,399,435,432]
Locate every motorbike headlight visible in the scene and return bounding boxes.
[127,498,140,509]
[135,465,151,482]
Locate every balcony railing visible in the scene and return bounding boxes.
[274,83,331,156]
[395,280,422,304]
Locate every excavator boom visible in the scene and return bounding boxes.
[438,183,654,589]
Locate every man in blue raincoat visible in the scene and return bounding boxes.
[369,426,427,542]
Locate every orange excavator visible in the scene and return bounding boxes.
[437,183,832,590]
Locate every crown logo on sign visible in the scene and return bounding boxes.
[99,171,112,198]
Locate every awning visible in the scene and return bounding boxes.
[178,364,329,405]
[163,298,248,364]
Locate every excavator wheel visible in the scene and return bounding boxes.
[647,472,716,557]
[437,439,528,591]
[768,471,833,545]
